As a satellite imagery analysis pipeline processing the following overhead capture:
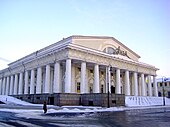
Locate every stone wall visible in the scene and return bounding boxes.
[12,93,125,107]
[81,93,125,107]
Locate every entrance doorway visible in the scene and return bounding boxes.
[48,97,54,105]
[111,86,115,93]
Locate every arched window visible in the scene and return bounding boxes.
[103,47,115,54]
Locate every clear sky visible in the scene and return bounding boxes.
[0,0,170,78]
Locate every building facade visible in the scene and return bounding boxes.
[156,78,170,98]
[0,36,159,106]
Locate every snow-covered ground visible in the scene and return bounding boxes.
[0,95,34,105]
[125,96,170,107]
[0,95,170,120]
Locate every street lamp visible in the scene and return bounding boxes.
[162,76,167,106]
[107,65,112,108]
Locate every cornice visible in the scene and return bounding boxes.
[71,35,140,58]
[68,48,157,76]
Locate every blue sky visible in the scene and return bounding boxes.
[0,0,170,77]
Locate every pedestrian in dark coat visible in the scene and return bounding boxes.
[43,101,47,114]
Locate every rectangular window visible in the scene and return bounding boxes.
[160,83,162,87]
[101,85,103,93]
[77,82,80,93]
[36,97,40,100]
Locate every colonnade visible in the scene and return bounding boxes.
[0,59,158,97]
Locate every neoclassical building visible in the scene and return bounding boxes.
[0,35,159,106]
[156,78,170,98]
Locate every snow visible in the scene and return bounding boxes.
[125,96,170,107]
[0,95,34,105]
[0,95,170,120]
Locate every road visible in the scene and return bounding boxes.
[0,105,170,127]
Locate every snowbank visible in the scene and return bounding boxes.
[0,95,33,106]
[125,96,170,107]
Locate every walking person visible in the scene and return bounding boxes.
[43,101,47,114]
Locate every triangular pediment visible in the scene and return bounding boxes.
[71,35,140,61]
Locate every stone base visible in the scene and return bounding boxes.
[12,93,125,107]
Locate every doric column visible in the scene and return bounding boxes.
[71,65,76,93]
[86,69,89,93]
[133,72,138,96]
[18,72,23,95]
[30,69,35,94]
[138,77,141,96]
[144,76,147,96]
[153,76,158,97]
[24,71,29,94]
[116,68,121,94]
[45,65,51,93]
[148,75,152,96]
[65,59,71,93]
[81,62,86,93]
[125,70,130,95]
[36,67,42,94]
[54,62,61,93]
[94,64,99,93]
[14,74,18,95]
[9,75,14,95]
[50,69,54,94]
[5,77,10,95]
[2,77,6,95]
[141,74,145,96]
[0,79,2,95]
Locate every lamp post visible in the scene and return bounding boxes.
[162,76,167,106]
[107,65,112,108]
[107,81,110,108]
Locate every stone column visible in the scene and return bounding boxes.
[71,65,76,93]
[65,59,71,93]
[94,64,99,93]
[53,62,61,93]
[148,75,152,96]
[50,69,54,94]
[45,65,51,93]
[153,76,158,97]
[116,69,121,94]
[5,77,10,95]
[144,76,148,96]
[133,72,138,96]
[30,69,35,94]
[36,67,42,94]
[81,62,86,93]
[0,79,2,95]
[125,70,130,95]
[18,72,23,95]
[138,77,141,96]
[9,75,14,95]
[86,69,89,93]
[14,74,18,95]
[141,74,145,96]
[24,71,29,94]
[2,77,6,95]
